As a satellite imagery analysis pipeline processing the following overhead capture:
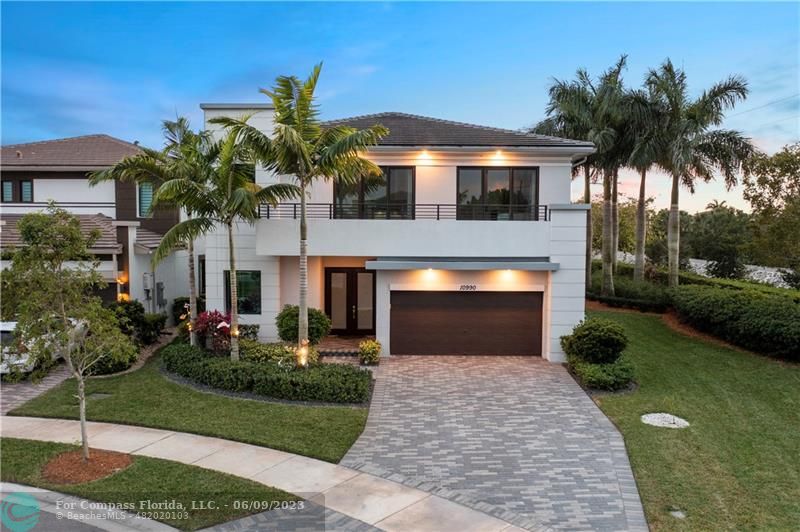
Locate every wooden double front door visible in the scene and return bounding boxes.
[324,268,376,335]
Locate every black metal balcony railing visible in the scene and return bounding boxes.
[258,203,548,221]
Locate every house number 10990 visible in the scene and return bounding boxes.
[459,284,477,291]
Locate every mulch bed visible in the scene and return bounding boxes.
[42,448,133,484]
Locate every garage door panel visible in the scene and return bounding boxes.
[390,291,542,355]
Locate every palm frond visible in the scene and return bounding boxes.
[151,217,216,267]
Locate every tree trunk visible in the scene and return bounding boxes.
[601,169,615,296]
[227,222,239,360]
[668,173,681,288]
[298,181,309,364]
[633,168,648,281]
[187,238,198,347]
[77,375,90,461]
[584,163,593,290]
[611,168,619,273]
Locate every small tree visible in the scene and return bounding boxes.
[4,205,137,461]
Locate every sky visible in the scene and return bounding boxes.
[2,1,798,213]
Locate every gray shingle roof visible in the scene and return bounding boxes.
[1,134,142,168]
[0,213,121,252]
[323,112,593,148]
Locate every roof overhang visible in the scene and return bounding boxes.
[0,165,109,172]
[365,144,595,161]
[365,257,559,271]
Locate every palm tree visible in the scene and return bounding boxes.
[534,56,628,295]
[646,60,757,287]
[533,108,596,290]
[626,88,664,281]
[211,64,388,363]
[153,127,298,360]
[706,199,727,210]
[90,118,209,348]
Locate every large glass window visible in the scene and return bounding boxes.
[20,181,33,203]
[1,182,12,202]
[138,182,153,218]
[334,167,414,219]
[457,167,539,220]
[224,270,261,315]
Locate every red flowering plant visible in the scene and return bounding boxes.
[194,310,231,355]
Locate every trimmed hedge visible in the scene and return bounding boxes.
[672,286,800,360]
[240,339,319,365]
[568,355,635,391]
[561,318,628,364]
[592,260,800,303]
[161,343,370,403]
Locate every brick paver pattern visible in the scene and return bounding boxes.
[341,356,647,531]
[0,364,69,415]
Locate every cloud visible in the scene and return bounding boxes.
[1,53,199,148]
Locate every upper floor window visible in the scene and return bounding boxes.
[334,167,415,219]
[457,167,538,220]
[0,180,33,203]
[20,181,33,203]
[1,182,12,203]
[137,182,154,218]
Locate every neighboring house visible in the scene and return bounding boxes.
[0,134,187,315]
[200,106,593,362]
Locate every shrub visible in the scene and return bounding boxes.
[194,310,231,355]
[171,296,206,325]
[561,318,628,364]
[239,324,260,341]
[240,339,319,366]
[672,286,800,360]
[140,313,166,345]
[91,339,138,375]
[276,305,332,345]
[109,300,146,340]
[568,354,635,391]
[358,340,381,366]
[162,343,370,403]
[588,274,672,313]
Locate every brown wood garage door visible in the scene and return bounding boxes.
[390,291,543,355]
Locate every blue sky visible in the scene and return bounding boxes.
[2,2,798,212]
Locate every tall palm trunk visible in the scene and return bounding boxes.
[187,237,198,347]
[633,168,648,281]
[611,168,619,273]
[667,173,681,288]
[584,163,592,290]
[227,222,239,360]
[601,169,615,296]
[298,181,309,361]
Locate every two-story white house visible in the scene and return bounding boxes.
[199,105,593,362]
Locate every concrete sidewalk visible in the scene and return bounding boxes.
[1,416,522,532]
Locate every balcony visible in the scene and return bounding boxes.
[259,203,549,221]
[255,203,552,258]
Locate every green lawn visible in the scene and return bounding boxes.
[1,438,298,530]
[589,309,800,531]
[10,354,368,463]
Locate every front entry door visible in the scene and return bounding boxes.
[325,268,375,335]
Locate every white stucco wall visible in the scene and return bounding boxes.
[546,205,589,362]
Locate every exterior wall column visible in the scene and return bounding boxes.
[546,204,589,362]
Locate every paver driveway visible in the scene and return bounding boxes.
[341,356,647,531]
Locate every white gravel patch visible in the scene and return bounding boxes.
[641,413,690,429]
